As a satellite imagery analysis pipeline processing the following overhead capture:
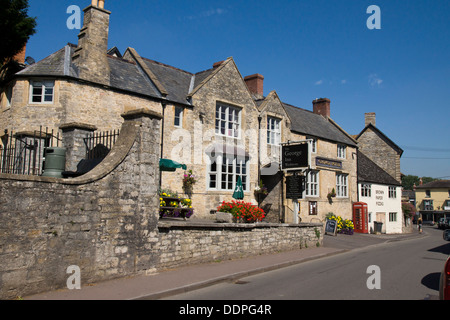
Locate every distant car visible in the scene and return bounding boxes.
[440,255,450,300]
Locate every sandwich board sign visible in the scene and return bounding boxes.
[325,219,338,236]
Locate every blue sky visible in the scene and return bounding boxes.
[26,0,450,178]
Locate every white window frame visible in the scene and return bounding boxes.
[207,155,248,192]
[267,117,281,146]
[336,173,348,198]
[389,212,397,222]
[337,144,347,159]
[308,137,317,153]
[388,186,397,199]
[29,80,55,104]
[174,106,183,128]
[305,170,319,197]
[215,103,241,139]
[361,184,372,197]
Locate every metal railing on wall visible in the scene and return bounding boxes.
[0,127,61,176]
[84,129,120,160]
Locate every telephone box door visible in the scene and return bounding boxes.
[353,202,368,234]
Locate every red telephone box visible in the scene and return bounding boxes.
[353,202,369,234]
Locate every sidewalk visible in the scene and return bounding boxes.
[25,229,424,300]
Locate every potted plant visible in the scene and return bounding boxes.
[182,170,197,195]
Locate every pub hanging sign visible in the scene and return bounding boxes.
[281,143,311,171]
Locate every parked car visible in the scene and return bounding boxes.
[440,255,450,300]
[440,231,450,300]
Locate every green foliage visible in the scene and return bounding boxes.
[0,0,37,65]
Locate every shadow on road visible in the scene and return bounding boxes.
[421,272,441,291]
[428,243,450,255]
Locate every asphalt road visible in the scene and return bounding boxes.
[164,227,450,300]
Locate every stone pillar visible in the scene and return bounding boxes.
[60,122,97,172]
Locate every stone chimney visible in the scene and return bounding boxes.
[72,0,111,86]
[365,112,376,127]
[312,98,331,118]
[244,74,264,99]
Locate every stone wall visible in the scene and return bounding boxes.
[156,221,323,269]
[0,110,162,299]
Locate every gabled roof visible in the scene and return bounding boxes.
[415,180,450,189]
[283,102,357,147]
[358,151,401,186]
[356,123,404,156]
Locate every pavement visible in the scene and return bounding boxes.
[24,228,425,300]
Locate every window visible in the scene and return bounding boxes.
[309,201,318,215]
[309,138,317,153]
[30,81,54,104]
[389,186,397,198]
[305,171,319,197]
[215,103,241,138]
[337,144,346,159]
[267,117,281,145]
[336,174,348,198]
[425,190,431,198]
[208,155,248,191]
[361,184,372,197]
[389,212,397,222]
[423,200,433,211]
[174,106,183,127]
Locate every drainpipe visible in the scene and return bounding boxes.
[257,115,262,208]
[159,101,166,189]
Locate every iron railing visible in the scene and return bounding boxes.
[0,127,61,176]
[84,129,120,160]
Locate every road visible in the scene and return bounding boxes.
[164,227,450,300]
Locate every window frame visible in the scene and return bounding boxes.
[29,80,55,104]
[337,144,347,159]
[215,103,241,139]
[174,106,184,128]
[388,186,397,199]
[267,116,281,146]
[207,154,248,192]
[305,170,319,197]
[361,183,372,197]
[336,173,348,198]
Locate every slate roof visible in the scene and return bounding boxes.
[357,151,401,186]
[283,103,357,147]
[16,44,162,100]
[415,180,450,189]
[14,44,358,147]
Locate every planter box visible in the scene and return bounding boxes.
[216,212,233,223]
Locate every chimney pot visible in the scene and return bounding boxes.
[312,98,331,118]
[244,74,264,98]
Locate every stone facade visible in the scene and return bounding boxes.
[356,114,403,183]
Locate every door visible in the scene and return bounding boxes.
[376,212,386,233]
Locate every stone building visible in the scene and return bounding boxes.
[415,180,450,222]
[356,113,403,183]
[0,0,358,222]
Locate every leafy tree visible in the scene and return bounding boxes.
[0,0,37,66]
[402,175,438,190]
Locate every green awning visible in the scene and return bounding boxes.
[159,159,187,172]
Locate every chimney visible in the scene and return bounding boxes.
[313,98,331,118]
[72,0,111,86]
[213,61,224,68]
[13,45,27,64]
[244,74,264,98]
[365,112,376,127]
